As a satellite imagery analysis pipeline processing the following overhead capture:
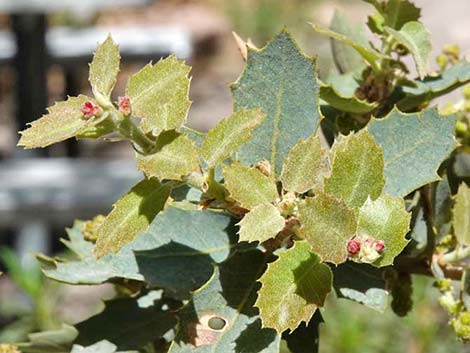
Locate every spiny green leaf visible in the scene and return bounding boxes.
[329,10,368,74]
[324,130,385,210]
[332,262,388,312]
[398,61,470,111]
[385,22,431,79]
[255,241,332,333]
[94,178,171,257]
[169,248,280,353]
[134,207,234,292]
[75,297,176,350]
[18,95,95,148]
[357,195,411,267]
[222,162,278,210]
[311,23,386,72]
[89,35,120,100]
[368,108,457,197]
[201,108,266,168]
[383,0,421,30]
[281,135,328,193]
[42,208,233,293]
[453,183,470,246]
[137,131,200,181]
[238,203,285,243]
[298,193,357,264]
[126,55,191,135]
[231,30,321,176]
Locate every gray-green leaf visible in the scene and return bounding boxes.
[231,30,321,176]
[385,22,431,79]
[169,247,281,352]
[368,108,457,197]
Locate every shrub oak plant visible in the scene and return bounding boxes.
[11,0,470,351]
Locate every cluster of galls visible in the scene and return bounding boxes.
[80,96,131,119]
[347,236,385,264]
[435,278,470,342]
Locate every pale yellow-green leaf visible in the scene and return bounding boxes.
[280,135,328,193]
[324,130,385,210]
[94,178,171,257]
[201,108,266,168]
[126,55,191,135]
[298,193,357,264]
[89,35,120,99]
[357,195,411,267]
[255,241,332,333]
[385,22,431,79]
[238,203,285,243]
[137,131,200,181]
[18,95,94,149]
[222,162,278,210]
[453,183,470,245]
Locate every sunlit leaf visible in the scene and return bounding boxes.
[256,241,332,333]
[232,30,321,176]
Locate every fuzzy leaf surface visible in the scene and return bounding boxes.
[332,262,388,312]
[18,95,94,148]
[298,193,357,264]
[126,55,191,134]
[201,109,266,168]
[357,195,411,267]
[169,248,280,353]
[281,135,327,193]
[453,183,470,245]
[94,178,171,257]
[43,208,233,293]
[311,24,385,71]
[222,163,278,210]
[89,35,120,99]
[398,61,470,111]
[324,130,385,210]
[368,108,456,197]
[231,30,321,176]
[329,10,368,74]
[238,203,285,243]
[256,241,332,333]
[137,131,200,181]
[134,207,234,292]
[76,297,176,350]
[385,22,431,78]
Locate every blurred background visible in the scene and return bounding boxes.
[0,0,469,351]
